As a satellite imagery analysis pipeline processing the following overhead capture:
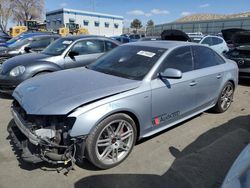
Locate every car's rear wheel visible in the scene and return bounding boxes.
[213,82,234,113]
[86,113,137,169]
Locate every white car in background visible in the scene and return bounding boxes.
[199,35,229,54]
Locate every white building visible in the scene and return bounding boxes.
[46,8,124,36]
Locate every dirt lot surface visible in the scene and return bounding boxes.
[0,81,249,188]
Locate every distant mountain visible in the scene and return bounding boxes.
[176,12,250,23]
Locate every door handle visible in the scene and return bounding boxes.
[216,74,222,79]
[189,81,197,86]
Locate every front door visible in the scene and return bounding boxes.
[151,46,197,129]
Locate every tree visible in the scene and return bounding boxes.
[0,0,13,32]
[130,19,142,31]
[146,20,154,27]
[12,0,45,25]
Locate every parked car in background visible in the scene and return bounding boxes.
[9,41,238,170]
[0,32,51,48]
[121,34,141,42]
[139,36,161,41]
[224,30,250,79]
[188,35,204,43]
[0,35,60,64]
[110,36,130,43]
[0,35,120,94]
[199,35,229,54]
[0,31,11,43]
[161,29,191,42]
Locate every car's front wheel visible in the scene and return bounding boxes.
[86,113,137,169]
[213,81,234,113]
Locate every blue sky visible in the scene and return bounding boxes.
[46,0,250,26]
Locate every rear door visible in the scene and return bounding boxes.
[64,39,105,69]
[191,46,226,111]
[151,46,197,128]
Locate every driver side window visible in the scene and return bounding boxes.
[160,46,194,73]
[70,40,105,56]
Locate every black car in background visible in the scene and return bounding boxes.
[0,35,120,94]
[0,34,60,65]
[223,29,250,79]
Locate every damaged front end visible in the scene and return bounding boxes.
[9,100,86,166]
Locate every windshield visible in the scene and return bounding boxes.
[8,38,31,49]
[42,38,73,56]
[88,45,166,80]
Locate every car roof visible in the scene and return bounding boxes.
[63,35,110,41]
[124,41,200,49]
[29,34,60,39]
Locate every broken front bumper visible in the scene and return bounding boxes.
[9,108,86,164]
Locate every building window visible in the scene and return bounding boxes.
[105,22,110,28]
[114,23,119,29]
[83,20,89,26]
[57,19,62,24]
[69,18,75,23]
[94,21,100,27]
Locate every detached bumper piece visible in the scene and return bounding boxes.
[9,123,43,163]
[9,105,86,172]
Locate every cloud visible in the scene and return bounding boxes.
[127,10,146,16]
[60,2,68,7]
[151,9,169,15]
[181,11,192,17]
[127,9,169,17]
[199,3,210,8]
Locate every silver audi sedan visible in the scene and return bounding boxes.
[9,41,238,169]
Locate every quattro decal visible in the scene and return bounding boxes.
[153,111,180,125]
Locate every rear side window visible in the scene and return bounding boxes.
[160,46,193,73]
[201,37,213,46]
[192,46,224,69]
[212,37,223,45]
[71,40,105,55]
[104,40,118,52]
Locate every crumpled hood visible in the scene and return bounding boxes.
[1,53,52,74]
[13,68,141,115]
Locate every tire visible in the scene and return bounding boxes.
[85,113,137,169]
[213,82,234,113]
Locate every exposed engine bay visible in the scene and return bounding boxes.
[9,100,86,173]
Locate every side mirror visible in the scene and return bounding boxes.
[24,46,31,53]
[68,51,79,59]
[159,68,182,79]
